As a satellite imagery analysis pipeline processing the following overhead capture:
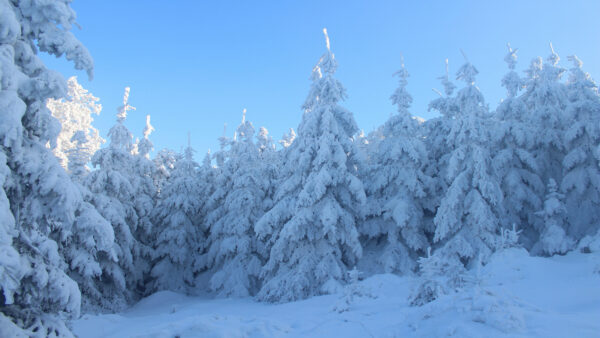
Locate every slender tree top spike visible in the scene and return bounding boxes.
[222,123,227,137]
[460,49,469,62]
[242,108,247,123]
[143,115,154,139]
[117,86,136,123]
[323,28,331,51]
[400,53,405,67]
[548,42,560,65]
[187,131,191,148]
[444,59,450,76]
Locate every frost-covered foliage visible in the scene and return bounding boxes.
[255,29,365,302]
[422,60,459,217]
[153,148,180,194]
[47,76,104,173]
[0,0,110,335]
[131,115,157,267]
[493,45,543,248]
[202,111,269,297]
[521,44,568,185]
[150,139,204,293]
[85,88,147,308]
[432,56,504,267]
[561,55,600,240]
[533,179,573,255]
[361,56,432,274]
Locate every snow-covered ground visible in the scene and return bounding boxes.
[73,248,600,337]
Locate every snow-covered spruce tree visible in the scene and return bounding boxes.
[422,59,459,217]
[150,137,204,293]
[493,45,543,248]
[256,126,278,216]
[0,0,119,335]
[47,76,104,173]
[432,55,504,267]
[533,179,573,255]
[200,125,233,273]
[361,56,432,274]
[561,55,600,240]
[521,44,569,186]
[255,29,366,302]
[409,247,467,306]
[131,115,157,272]
[85,87,146,307]
[203,111,268,297]
[153,148,180,195]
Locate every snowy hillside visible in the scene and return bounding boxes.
[74,247,600,337]
[2,1,600,337]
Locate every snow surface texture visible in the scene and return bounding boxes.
[73,248,600,338]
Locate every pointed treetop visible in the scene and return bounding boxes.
[391,53,412,114]
[319,28,337,75]
[393,53,409,81]
[504,43,518,70]
[438,59,456,96]
[143,115,154,139]
[547,42,560,66]
[456,51,479,85]
[242,108,247,123]
[117,87,136,122]
[184,132,194,161]
[203,149,212,167]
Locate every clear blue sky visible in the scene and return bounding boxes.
[41,0,600,159]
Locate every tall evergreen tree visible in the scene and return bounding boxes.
[493,45,543,248]
[521,44,569,185]
[85,87,145,307]
[203,111,267,297]
[151,136,203,292]
[255,29,365,302]
[561,55,600,240]
[433,55,504,267]
[362,55,432,274]
[0,0,117,335]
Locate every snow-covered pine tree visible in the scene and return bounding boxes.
[0,0,117,335]
[203,111,267,297]
[521,44,568,186]
[422,59,459,218]
[47,76,104,173]
[409,247,467,306]
[85,87,145,307]
[151,135,204,293]
[433,54,504,267]
[561,55,600,241]
[533,179,573,255]
[493,44,544,248]
[131,115,157,276]
[361,55,432,274]
[200,125,233,274]
[153,148,180,195]
[255,29,366,302]
[256,126,278,218]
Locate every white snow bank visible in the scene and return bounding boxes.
[73,248,600,337]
